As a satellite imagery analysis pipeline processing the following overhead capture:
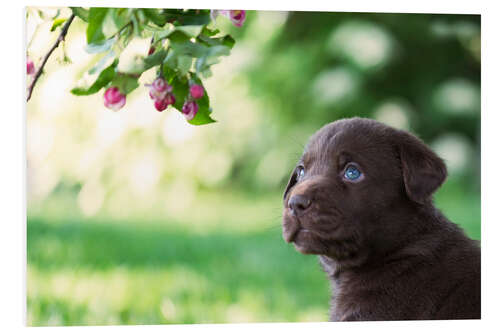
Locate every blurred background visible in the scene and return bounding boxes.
[26,8,480,326]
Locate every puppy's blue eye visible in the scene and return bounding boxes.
[298,167,305,179]
[344,165,361,181]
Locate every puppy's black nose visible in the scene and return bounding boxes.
[288,194,311,214]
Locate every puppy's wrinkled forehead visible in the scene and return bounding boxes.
[302,118,395,167]
[305,123,343,159]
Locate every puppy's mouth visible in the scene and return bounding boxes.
[282,212,318,244]
[282,204,364,261]
[285,225,311,243]
[286,224,324,255]
[282,212,302,243]
[283,210,346,256]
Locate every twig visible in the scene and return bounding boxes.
[26,13,75,101]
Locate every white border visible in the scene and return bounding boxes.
[2,1,499,332]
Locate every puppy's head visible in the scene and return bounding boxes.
[282,117,447,265]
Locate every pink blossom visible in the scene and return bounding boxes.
[27,57,35,75]
[103,86,126,111]
[165,93,176,106]
[146,78,172,101]
[189,84,204,99]
[227,10,246,27]
[154,93,176,112]
[211,9,246,27]
[182,101,199,121]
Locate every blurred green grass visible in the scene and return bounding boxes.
[27,210,330,325]
[27,176,479,326]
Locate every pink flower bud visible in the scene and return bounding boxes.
[103,87,126,111]
[165,93,176,106]
[153,93,176,112]
[147,78,172,100]
[27,57,35,75]
[228,10,246,27]
[148,46,155,55]
[154,98,169,112]
[189,84,204,99]
[182,101,199,121]
[212,9,246,27]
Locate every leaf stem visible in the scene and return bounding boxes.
[110,21,133,39]
[27,13,75,102]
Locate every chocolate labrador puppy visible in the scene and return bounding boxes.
[282,117,480,321]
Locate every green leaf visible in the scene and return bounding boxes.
[175,25,204,38]
[142,49,168,70]
[165,12,211,25]
[194,45,231,75]
[130,12,141,37]
[200,68,213,79]
[50,18,67,31]
[163,50,178,70]
[163,9,184,15]
[167,30,191,44]
[201,26,220,37]
[195,57,207,74]
[111,8,132,29]
[94,8,133,41]
[207,45,231,57]
[170,41,208,58]
[162,67,177,82]
[88,51,116,75]
[198,34,235,49]
[87,8,109,44]
[177,56,192,76]
[143,24,163,32]
[142,8,167,27]
[152,24,175,42]
[71,7,89,22]
[71,60,117,96]
[169,75,188,112]
[118,27,134,50]
[171,74,215,125]
[221,35,236,49]
[188,111,216,125]
[111,74,139,95]
[85,37,115,54]
[123,48,169,76]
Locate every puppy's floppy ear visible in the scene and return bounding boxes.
[283,168,298,200]
[397,132,447,204]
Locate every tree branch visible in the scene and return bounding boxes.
[26,13,75,102]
